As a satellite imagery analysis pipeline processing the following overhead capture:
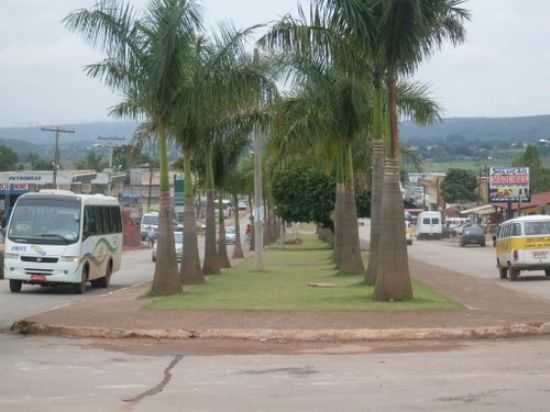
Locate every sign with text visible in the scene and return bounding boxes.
[489,167,530,203]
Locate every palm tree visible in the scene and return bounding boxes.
[225,159,251,259]
[371,0,469,301]
[263,0,466,297]
[174,27,276,278]
[211,128,251,268]
[266,53,370,274]
[65,0,202,296]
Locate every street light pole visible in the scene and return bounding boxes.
[41,127,75,188]
[96,136,126,195]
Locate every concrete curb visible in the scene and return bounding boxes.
[10,320,550,343]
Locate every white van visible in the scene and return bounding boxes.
[4,190,122,294]
[140,212,159,240]
[416,211,443,240]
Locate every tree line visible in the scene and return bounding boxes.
[65,0,469,300]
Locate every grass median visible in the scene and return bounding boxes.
[148,235,461,312]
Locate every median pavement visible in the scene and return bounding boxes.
[11,242,550,344]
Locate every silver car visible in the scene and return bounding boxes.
[225,226,236,245]
[152,232,184,262]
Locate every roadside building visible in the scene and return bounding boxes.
[407,172,447,210]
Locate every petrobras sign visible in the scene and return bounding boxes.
[8,175,47,184]
[489,167,530,203]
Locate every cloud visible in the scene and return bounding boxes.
[1,0,549,126]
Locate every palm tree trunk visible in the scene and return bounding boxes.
[180,148,204,285]
[248,194,255,251]
[263,202,271,245]
[203,146,220,275]
[333,145,345,267]
[366,140,384,285]
[218,191,231,268]
[366,83,385,285]
[232,193,244,259]
[375,77,413,300]
[147,164,153,212]
[151,128,180,296]
[339,143,365,275]
[334,145,347,269]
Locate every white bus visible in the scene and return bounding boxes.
[4,190,122,294]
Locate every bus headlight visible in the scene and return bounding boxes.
[4,253,19,260]
[60,256,80,263]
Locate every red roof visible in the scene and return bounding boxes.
[495,192,550,211]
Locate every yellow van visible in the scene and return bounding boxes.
[495,215,550,281]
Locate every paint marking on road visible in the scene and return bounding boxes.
[464,304,479,311]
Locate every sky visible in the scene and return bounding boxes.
[1,0,549,127]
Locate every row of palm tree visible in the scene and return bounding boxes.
[260,0,468,300]
[65,0,469,300]
[65,0,276,295]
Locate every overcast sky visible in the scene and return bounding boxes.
[1,0,549,127]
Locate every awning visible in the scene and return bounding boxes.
[461,204,499,216]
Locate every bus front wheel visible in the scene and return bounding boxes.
[9,280,22,293]
[73,267,88,294]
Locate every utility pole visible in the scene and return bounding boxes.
[96,136,126,195]
[254,125,264,271]
[41,127,75,188]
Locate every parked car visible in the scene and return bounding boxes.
[225,226,236,245]
[238,201,248,211]
[460,224,486,247]
[152,232,184,262]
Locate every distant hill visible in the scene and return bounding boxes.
[0,138,42,157]
[2,116,550,159]
[0,121,138,146]
[401,115,550,144]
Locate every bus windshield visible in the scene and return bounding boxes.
[8,197,81,245]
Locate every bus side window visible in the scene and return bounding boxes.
[83,206,97,239]
[102,207,112,234]
[513,223,522,237]
[94,207,104,235]
[111,207,122,233]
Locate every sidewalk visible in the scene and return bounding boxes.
[14,254,550,342]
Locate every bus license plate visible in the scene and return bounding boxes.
[31,275,47,282]
[533,251,549,260]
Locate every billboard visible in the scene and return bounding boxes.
[488,167,530,203]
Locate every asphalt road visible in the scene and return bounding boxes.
[0,248,156,330]
[0,216,251,331]
[1,334,550,411]
[407,239,550,301]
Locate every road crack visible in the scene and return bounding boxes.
[123,355,183,404]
